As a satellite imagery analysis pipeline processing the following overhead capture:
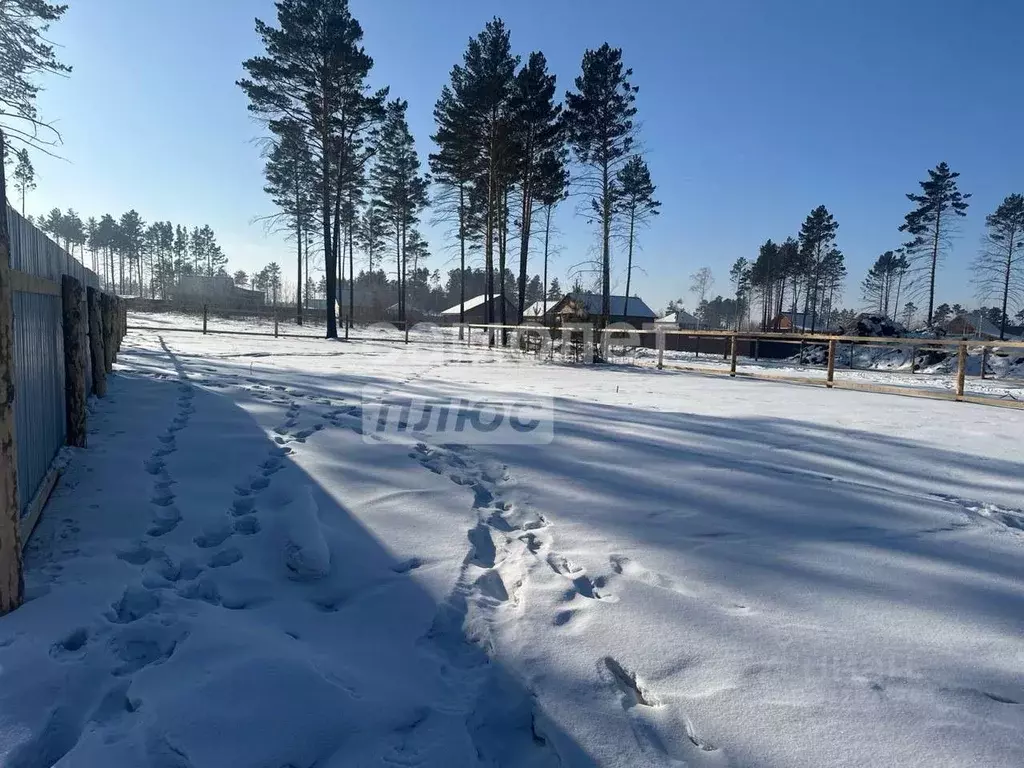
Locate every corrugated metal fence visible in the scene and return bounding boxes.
[7,204,99,518]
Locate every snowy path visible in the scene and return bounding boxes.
[1,328,1022,767]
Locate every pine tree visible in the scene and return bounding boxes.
[371,99,428,325]
[512,51,563,324]
[11,149,34,214]
[431,73,484,332]
[234,270,248,287]
[729,257,752,330]
[264,262,283,304]
[263,123,316,324]
[861,251,909,318]
[614,155,659,319]
[0,0,71,150]
[446,19,519,327]
[534,149,568,320]
[972,193,1024,340]
[239,0,380,338]
[547,277,562,301]
[564,43,638,326]
[798,205,839,333]
[118,210,145,295]
[899,162,970,326]
[751,239,778,330]
[358,199,387,273]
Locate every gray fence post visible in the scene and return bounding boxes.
[0,132,24,614]
[87,287,107,396]
[61,276,88,447]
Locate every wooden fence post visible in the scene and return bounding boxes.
[799,338,806,365]
[695,336,700,359]
[203,304,208,335]
[101,293,114,373]
[910,346,917,374]
[981,346,988,379]
[0,132,25,613]
[274,310,279,338]
[849,341,855,369]
[61,276,88,448]
[87,287,107,397]
[729,334,738,376]
[754,339,759,361]
[826,339,837,388]
[955,343,967,401]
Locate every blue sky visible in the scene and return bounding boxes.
[22,0,1024,315]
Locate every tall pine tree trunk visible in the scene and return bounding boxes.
[459,184,466,339]
[517,180,532,323]
[499,186,508,342]
[1001,233,1014,340]
[542,204,552,322]
[321,132,337,338]
[928,208,941,326]
[623,205,635,320]
[601,159,611,327]
[295,170,303,326]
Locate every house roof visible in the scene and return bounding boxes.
[440,294,514,315]
[523,300,558,318]
[655,310,700,326]
[561,292,656,319]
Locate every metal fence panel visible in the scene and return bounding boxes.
[12,292,65,517]
[6,204,99,517]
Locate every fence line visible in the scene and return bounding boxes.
[5,204,117,532]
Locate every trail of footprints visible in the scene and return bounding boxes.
[407,440,732,765]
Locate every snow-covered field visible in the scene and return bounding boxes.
[2,323,1023,767]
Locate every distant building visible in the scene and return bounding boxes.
[654,309,701,330]
[771,311,837,333]
[173,274,264,309]
[440,294,518,325]
[550,292,657,329]
[943,312,1020,341]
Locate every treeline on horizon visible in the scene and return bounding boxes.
[7,1,1023,341]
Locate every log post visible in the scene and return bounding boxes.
[0,130,25,613]
[826,339,837,388]
[981,346,988,379]
[799,338,806,365]
[274,309,279,338]
[61,276,88,447]
[100,293,114,373]
[729,334,738,376]
[849,341,855,369]
[955,342,967,401]
[87,288,107,397]
[695,336,700,359]
[754,338,759,361]
[203,304,208,335]
[910,346,917,374]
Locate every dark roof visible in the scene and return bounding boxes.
[564,292,656,319]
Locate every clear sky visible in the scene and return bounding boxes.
[22,0,1024,315]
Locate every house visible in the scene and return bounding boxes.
[550,292,657,329]
[943,312,1020,341]
[771,311,835,333]
[522,299,559,324]
[654,309,701,330]
[172,274,264,309]
[440,293,518,325]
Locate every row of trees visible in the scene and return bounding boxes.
[32,208,227,297]
[240,3,659,336]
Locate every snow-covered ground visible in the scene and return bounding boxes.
[2,324,1023,767]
